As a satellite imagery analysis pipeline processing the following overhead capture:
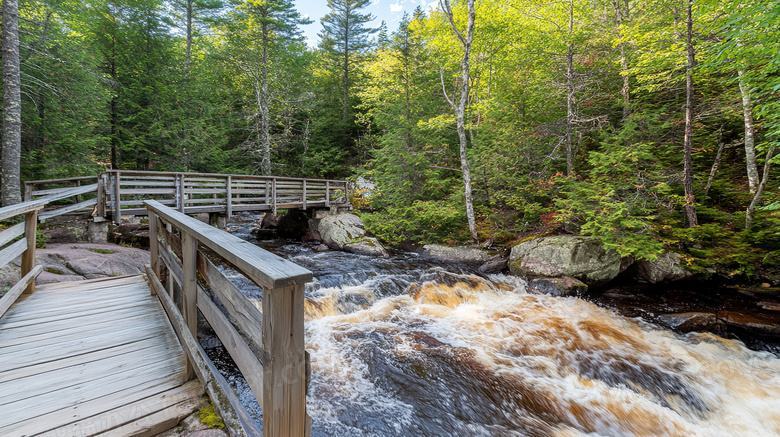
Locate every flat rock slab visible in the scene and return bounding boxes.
[0,243,150,288]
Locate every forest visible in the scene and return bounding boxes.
[0,0,778,281]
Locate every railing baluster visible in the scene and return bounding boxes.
[113,171,121,225]
[149,212,159,280]
[181,231,197,380]
[21,209,39,294]
[226,176,232,218]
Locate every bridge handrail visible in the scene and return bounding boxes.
[144,200,310,437]
[0,199,48,319]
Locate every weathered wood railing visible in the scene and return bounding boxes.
[0,199,47,318]
[145,200,312,437]
[109,170,349,225]
[22,175,104,222]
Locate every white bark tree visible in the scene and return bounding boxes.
[440,0,478,241]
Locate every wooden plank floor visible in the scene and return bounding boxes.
[0,275,205,437]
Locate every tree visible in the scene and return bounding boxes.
[682,0,698,227]
[170,0,224,74]
[319,0,376,122]
[439,0,478,241]
[2,0,23,205]
[219,0,311,175]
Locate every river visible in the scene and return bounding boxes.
[200,220,780,437]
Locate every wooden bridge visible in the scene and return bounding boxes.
[23,170,351,225]
[0,185,317,436]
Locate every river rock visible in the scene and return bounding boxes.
[717,311,780,337]
[656,312,723,333]
[509,236,621,285]
[634,252,691,284]
[261,212,278,229]
[0,243,150,288]
[276,209,308,239]
[420,244,491,265]
[318,213,389,257]
[528,276,588,297]
[478,257,508,274]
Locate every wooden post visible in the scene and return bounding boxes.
[21,210,38,294]
[345,181,349,205]
[113,172,121,225]
[178,174,185,213]
[96,175,106,219]
[226,176,232,219]
[302,180,307,210]
[166,222,174,298]
[325,181,330,207]
[265,180,270,205]
[23,183,32,202]
[272,178,277,216]
[74,180,81,204]
[181,231,198,380]
[149,212,159,279]
[263,283,306,437]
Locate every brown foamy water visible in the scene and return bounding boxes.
[304,271,780,436]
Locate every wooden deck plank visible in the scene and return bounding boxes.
[0,306,165,346]
[33,275,144,292]
[0,299,160,330]
[0,341,183,406]
[2,363,188,435]
[2,286,150,322]
[0,335,179,384]
[48,381,204,437]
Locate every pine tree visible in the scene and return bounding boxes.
[319,0,376,122]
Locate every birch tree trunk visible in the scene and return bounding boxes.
[745,146,775,229]
[682,0,698,227]
[738,71,759,193]
[2,0,23,206]
[440,0,478,241]
[613,0,631,119]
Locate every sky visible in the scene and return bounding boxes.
[293,0,439,48]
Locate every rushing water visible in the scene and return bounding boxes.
[202,220,780,437]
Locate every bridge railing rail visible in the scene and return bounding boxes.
[0,199,47,319]
[110,170,349,225]
[145,199,311,437]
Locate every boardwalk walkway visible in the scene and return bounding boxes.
[0,275,204,436]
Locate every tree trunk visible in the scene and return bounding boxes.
[745,146,775,229]
[185,0,193,74]
[682,0,698,227]
[738,71,759,193]
[260,23,271,175]
[2,0,23,206]
[342,33,349,122]
[565,0,574,176]
[704,126,724,197]
[613,0,631,119]
[441,0,478,241]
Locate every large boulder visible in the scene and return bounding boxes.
[420,244,492,265]
[318,213,388,257]
[509,236,621,285]
[656,312,724,334]
[634,252,692,284]
[276,209,308,239]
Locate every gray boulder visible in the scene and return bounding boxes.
[318,213,389,257]
[509,236,621,285]
[634,252,691,284]
[478,257,508,274]
[528,276,588,297]
[420,244,492,265]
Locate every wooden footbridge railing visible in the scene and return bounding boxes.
[146,199,312,436]
[24,171,351,225]
[0,196,315,436]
